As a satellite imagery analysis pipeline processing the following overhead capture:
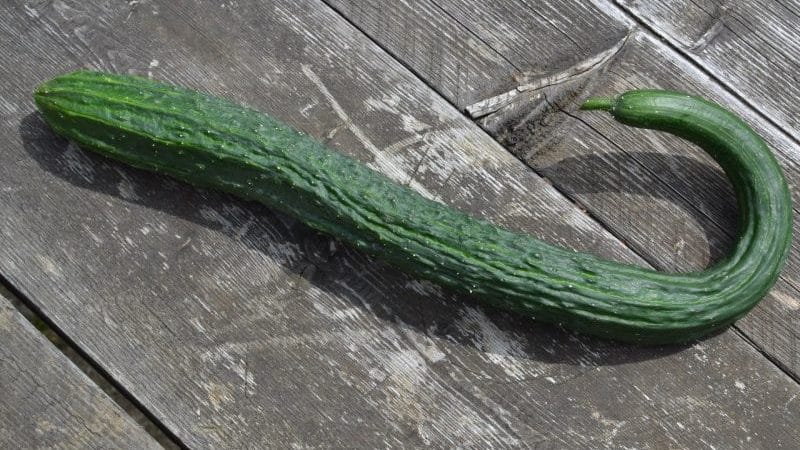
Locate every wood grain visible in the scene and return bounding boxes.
[1,0,799,448]
[616,0,800,137]
[0,291,161,449]
[325,0,629,112]
[329,0,800,381]
[519,31,800,380]
[323,0,517,109]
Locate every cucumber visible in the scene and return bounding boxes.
[34,71,792,344]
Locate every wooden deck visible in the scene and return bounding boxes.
[1,0,798,447]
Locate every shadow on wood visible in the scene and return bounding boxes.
[18,112,700,368]
[540,151,737,267]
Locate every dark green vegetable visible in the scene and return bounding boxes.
[34,71,792,344]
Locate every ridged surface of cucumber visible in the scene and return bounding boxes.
[34,71,792,344]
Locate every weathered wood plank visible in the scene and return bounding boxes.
[330,0,800,380]
[616,0,800,137]
[1,0,799,448]
[517,30,800,380]
[0,291,161,449]
[323,0,517,109]
[325,0,629,111]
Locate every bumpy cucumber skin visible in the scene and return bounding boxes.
[34,71,792,344]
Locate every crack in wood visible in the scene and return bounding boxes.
[465,32,629,119]
[689,12,728,52]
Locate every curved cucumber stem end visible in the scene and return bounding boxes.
[581,96,615,111]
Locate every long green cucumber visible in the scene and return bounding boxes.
[34,70,792,344]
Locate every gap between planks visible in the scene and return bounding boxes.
[733,327,800,385]
[609,0,800,161]
[0,275,186,450]
[318,0,800,386]
[601,2,800,386]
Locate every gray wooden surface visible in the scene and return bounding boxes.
[328,0,800,380]
[617,0,800,136]
[0,291,161,449]
[0,0,799,448]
